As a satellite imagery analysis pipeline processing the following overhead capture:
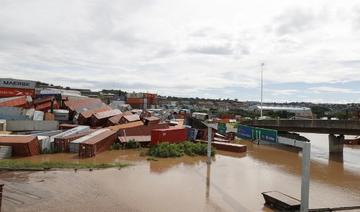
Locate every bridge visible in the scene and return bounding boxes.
[242,119,360,153]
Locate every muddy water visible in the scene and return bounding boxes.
[1,134,360,212]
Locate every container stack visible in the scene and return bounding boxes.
[79,130,117,158]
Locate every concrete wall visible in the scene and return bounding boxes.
[243,120,360,135]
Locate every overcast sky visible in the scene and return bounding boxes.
[1,0,360,103]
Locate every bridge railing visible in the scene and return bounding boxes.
[242,119,360,130]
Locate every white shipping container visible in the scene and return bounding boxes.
[0,119,6,131]
[33,111,44,121]
[69,129,109,153]
[6,120,59,131]
[37,136,51,153]
[50,125,90,143]
[53,109,69,121]
[0,78,36,89]
[0,146,12,159]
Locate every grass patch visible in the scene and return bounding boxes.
[148,141,216,158]
[0,160,129,170]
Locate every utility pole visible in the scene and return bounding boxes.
[207,126,212,164]
[260,63,264,118]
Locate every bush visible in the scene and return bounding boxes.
[111,143,121,150]
[148,141,215,158]
[124,139,140,149]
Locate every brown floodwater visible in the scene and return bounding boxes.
[1,133,360,212]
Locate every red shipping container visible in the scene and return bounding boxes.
[54,131,93,152]
[0,136,40,156]
[0,96,29,107]
[0,87,35,98]
[151,128,188,145]
[79,130,117,158]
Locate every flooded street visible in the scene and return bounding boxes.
[1,134,360,212]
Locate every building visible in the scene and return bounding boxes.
[249,105,313,118]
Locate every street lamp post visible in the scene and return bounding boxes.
[260,63,264,118]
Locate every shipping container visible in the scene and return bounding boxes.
[6,120,59,131]
[187,128,198,141]
[79,130,117,157]
[0,146,12,159]
[0,78,36,89]
[0,87,35,98]
[69,129,109,153]
[0,135,40,156]
[78,106,111,125]
[50,125,90,142]
[106,114,123,126]
[201,141,247,153]
[53,109,69,121]
[91,109,122,127]
[54,131,92,152]
[0,96,30,107]
[118,135,151,143]
[150,128,188,145]
[127,98,145,104]
[33,111,44,121]
[144,116,160,125]
[118,123,169,137]
[44,112,55,121]
[119,114,140,124]
[108,121,144,132]
[37,136,51,153]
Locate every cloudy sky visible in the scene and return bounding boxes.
[1,0,360,103]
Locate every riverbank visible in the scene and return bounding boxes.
[0,159,129,171]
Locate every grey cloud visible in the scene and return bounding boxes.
[274,8,322,35]
[353,7,360,30]
[187,44,234,55]
[338,60,360,67]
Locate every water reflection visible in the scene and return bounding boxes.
[149,156,206,173]
[206,163,210,199]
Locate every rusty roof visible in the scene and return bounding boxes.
[0,96,28,107]
[80,106,112,119]
[0,135,37,144]
[93,109,122,120]
[107,114,123,125]
[118,135,151,143]
[82,130,116,145]
[144,116,160,121]
[108,121,144,131]
[123,114,140,122]
[64,98,104,112]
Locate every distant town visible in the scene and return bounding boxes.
[2,78,357,121]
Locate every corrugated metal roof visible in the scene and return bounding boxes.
[123,114,140,122]
[107,114,123,125]
[118,135,151,143]
[94,109,122,120]
[80,106,111,119]
[82,130,116,145]
[0,96,28,107]
[144,116,160,121]
[108,121,144,131]
[0,135,37,143]
[64,98,104,112]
